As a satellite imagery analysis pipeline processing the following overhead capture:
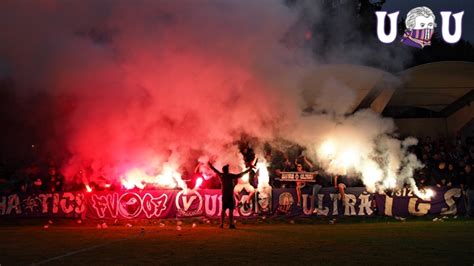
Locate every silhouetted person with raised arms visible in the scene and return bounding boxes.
[208,161,252,229]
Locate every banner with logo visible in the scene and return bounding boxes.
[86,190,177,219]
[272,187,373,217]
[374,187,466,217]
[0,192,85,218]
[279,172,317,182]
[272,186,466,217]
[0,186,466,219]
[85,189,272,220]
[199,188,273,218]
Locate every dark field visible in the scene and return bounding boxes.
[1,219,473,265]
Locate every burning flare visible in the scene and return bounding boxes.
[413,187,435,200]
[120,164,187,191]
[256,158,271,192]
[318,138,427,195]
[194,177,204,190]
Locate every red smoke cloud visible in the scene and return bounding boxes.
[0,1,422,194]
[0,1,302,185]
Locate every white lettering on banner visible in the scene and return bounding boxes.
[91,194,115,218]
[4,188,469,218]
[107,193,119,217]
[39,194,53,213]
[384,195,393,216]
[52,193,60,214]
[60,192,75,214]
[343,194,357,216]
[280,172,316,182]
[203,193,260,217]
[441,188,461,215]
[317,194,329,216]
[358,193,373,216]
[204,194,220,216]
[394,188,414,197]
[330,193,339,215]
[74,193,85,214]
[7,194,21,215]
[6,192,85,216]
[91,192,168,219]
[142,193,168,218]
[237,195,253,217]
[35,193,85,215]
[202,194,243,217]
[176,191,203,217]
[183,195,196,211]
[302,194,315,215]
[408,198,431,216]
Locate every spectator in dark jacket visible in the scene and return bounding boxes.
[461,164,474,217]
[431,161,447,187]
[415,166,430,187]
[445,163,457,187]
[43,166,64,193]
[209,161,252,229]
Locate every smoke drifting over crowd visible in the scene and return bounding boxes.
[0,1,425,195]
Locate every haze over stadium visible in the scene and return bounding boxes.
[1,1,474,265]
[0,0,434,198]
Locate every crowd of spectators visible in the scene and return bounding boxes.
[263,136,474,191]
[412,136,474,191]
[0,164,66,194]
[0,136,473,195]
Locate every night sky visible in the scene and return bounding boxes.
[383,0,473,42]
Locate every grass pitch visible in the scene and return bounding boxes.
[1,218,473,265]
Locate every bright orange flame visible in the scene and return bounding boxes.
[194,177,203,190]
[202,173,210,180]
[240,173,249,183]
[319,140,336,158]
[340,148,358,168]
[121,168,147,189]
[156,165,184,189]
[416,188,435,200]
[120,164,188,191]
[256,159,269,189]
